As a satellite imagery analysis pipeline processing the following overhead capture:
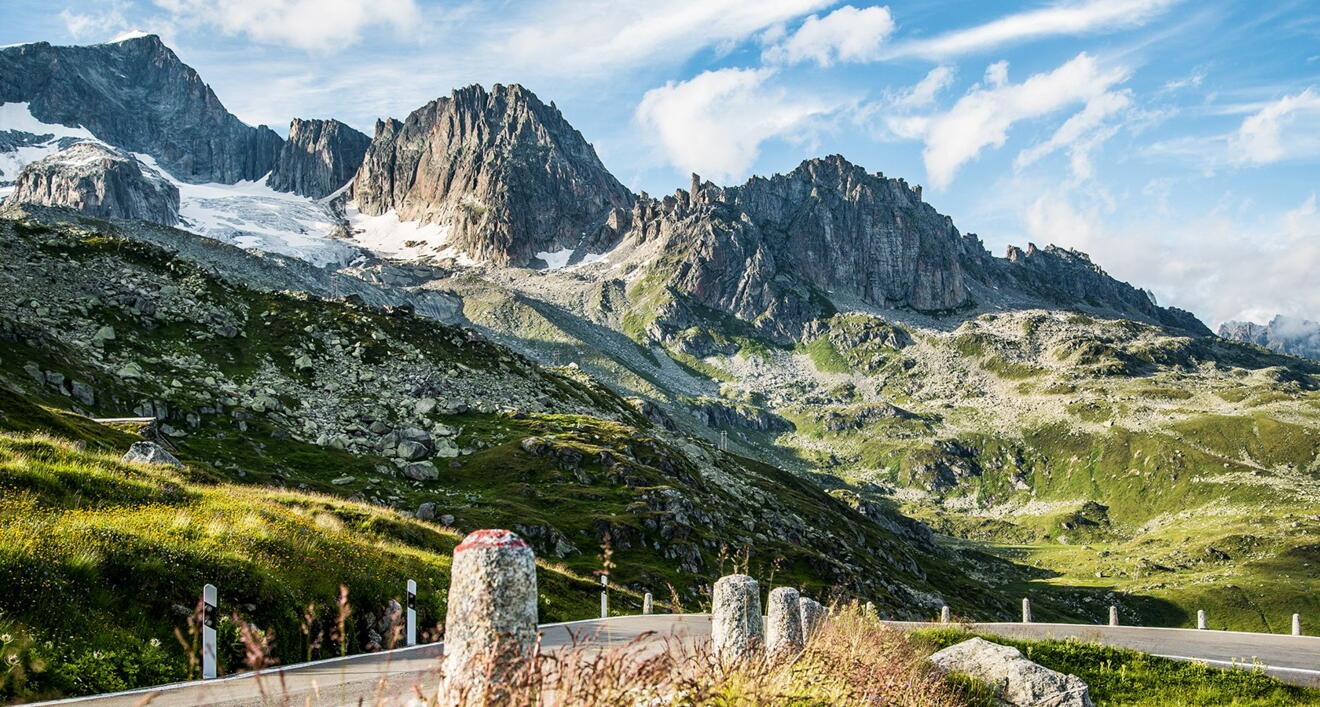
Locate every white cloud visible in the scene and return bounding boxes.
[1229,88,1320,164]
[914,53,1128,189]
[503,0,833,75]
[984,61,1009,88]
[1016,90,1131,180]
[151,0,421,51]
[887,0,1179,59]
[764,5,896,67]
[1021,187,1320,327]
[60,4,129,40]
[635,67,842,182]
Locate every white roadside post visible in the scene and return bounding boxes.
[1293,613,1302,636]
[1109,605,1119,627]
[940,605,951,623]
[202,583,217,679]
[600,575,609,618]
[1197,609,1207,630]
[1022,598,1032,624]
[642,592,653,615]
[406,579,417,647]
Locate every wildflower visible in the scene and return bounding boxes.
[5,654,17,666]
[0,634,10,643]
[149,637,161,647]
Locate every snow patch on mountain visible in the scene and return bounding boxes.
[0,102,101,195]
[344,203,475,265]
[129,153,361,268]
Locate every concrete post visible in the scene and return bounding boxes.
[766,587,804,659]
[1293,613,1302,636]
[202,584,217,679]
[642,592,653,615]
[711,574,762,661]
[406,579,417,647]
[600,575,608,618]
[864,601,875,618]
[441,529,538,705]
[800,597,825,640]
[940,605,951,623]
[1022,598,1032,624]
[1108,605,1119,627]
[1197,609,1207,630]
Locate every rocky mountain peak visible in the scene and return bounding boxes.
[1219,315,1320,361]
[267,118,370,199]
[351,83,634,267]
[0,35,282,184]
[2,142,178,225]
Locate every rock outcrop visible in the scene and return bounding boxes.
[1219,315,1320,361]
[3,142,179,225]
[617,155,1210,342]
[0,34,282,184]
[929,637,1093,707]
[351,84,634,266]
[266,118,370,198]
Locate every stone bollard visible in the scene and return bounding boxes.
[711,574,762,661]
[600,575,609,619]
[864,601,876,618]
[940,605,951,624]
[1022,598,1032,624]
[800,597,826,641]
[766,587,804,659]
[1108,605,1119,627]
[442,529,538,705]
[1293,613,1302,636]
[1197,610,1207,630]
[643,592,653,615]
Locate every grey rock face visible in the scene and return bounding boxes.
[0,35,282,183]
[624,155,1209,341]
[710,574,763,661]
[929,637,1094,707]
[1219,315,1320,361]
[3,143,179,225]
[352,84,634,267]
[402,461,438,481]
[122,441,183,468]
[266,118,370,198]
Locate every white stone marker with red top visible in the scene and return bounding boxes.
[441,529,538,704]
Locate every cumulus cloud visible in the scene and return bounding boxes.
[887,0,1180,59]
[635,68,842,182]
[1229,88,1320,164]
[911,53,1128,188]
[764,5,896,67]
[151,0,421,51]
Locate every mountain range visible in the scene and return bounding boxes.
[1,33,1317,697]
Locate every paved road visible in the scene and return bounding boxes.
[889,621,1320,687]
[33,616,709,707]
[33,616,1319,706]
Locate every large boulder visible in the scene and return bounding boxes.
[121,441,183,468]
[928,637,1093,707]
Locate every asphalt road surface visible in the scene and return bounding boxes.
[33,615,1319,706]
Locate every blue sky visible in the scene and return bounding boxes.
[3,0,1318,326]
